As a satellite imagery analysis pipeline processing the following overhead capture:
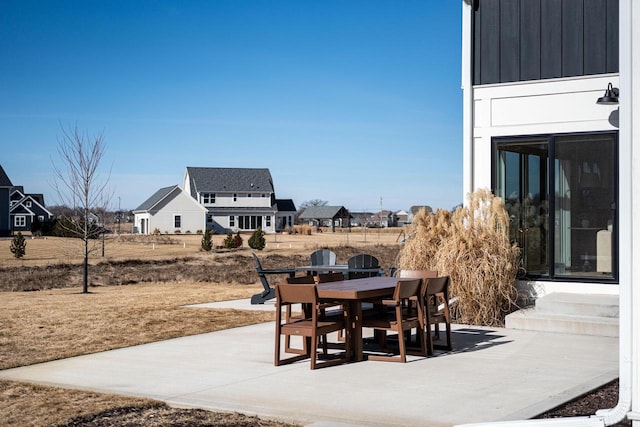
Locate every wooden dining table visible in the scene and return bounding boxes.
[316,276,407,362]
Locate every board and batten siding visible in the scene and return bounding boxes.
[473,0,619,85]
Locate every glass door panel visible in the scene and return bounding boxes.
[495,141,549,276]
[554,134,616,278]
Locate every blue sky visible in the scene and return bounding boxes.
[1,1,463,212]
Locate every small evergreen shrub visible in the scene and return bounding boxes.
[201,228,213,251]
[233,232,243,248]
[248,226,266,250]
[222,232,244,249]
[10,232,26,259]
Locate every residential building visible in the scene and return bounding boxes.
[183,167,294,234]
[0,165,12,236]
[133,185,208,235]
[9,187,54,233]
[299,206,351,231]
[462,0,619,296]
[395,209,409,226]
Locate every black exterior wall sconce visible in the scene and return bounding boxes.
[596,82,619,105]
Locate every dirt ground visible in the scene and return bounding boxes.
[0,232,628,426]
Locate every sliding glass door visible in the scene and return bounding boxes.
[494,132,617,281]
[495,140,549,276]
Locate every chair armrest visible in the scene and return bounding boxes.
[260,268,296,276]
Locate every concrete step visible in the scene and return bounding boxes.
[535,292,619,318]
[506,308,619,337]
[505,292,619,337]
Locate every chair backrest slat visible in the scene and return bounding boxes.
[426,276,449,296]
[394,278,423,300]
[276,282,317,304]
[316,272,345,283]
[285,276,316,285]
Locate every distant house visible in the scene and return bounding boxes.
[299,206,351,231]
[9,187,54,233]
[274,199,296,231]
[183,167,294,234]
[0,165,12,236]
[370,210,397,228]
[133,185,207,234]
[350,211,374,227]
[395,209,409,226]
[409,205,433,223]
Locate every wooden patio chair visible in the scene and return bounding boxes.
[283,275,317,354]
[422,276,453,355]
[250,253,296,304]
[347,253,381,279]
[397,270,438,346]
[315,272,348,342]
[362,278,427,362]
[274,282,350,370]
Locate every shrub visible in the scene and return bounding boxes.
[10,232,26,259]
[201,228,213,251]
[398,188,520,327]
[153,228,161,235]
[223,232,243,249]
[233,232,243,248]
[248,226,266,250]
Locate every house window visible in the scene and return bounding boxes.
[25,201,31,208]
[233,194,237,202]
[38,215,44,222]
[14,216,26,227]
[174,215,181,228]
[266,216,271,227]
[202,193,215,204]
[237,215,262,230]
[493,131,618,281]
[229,216,235,227]
[207,214,213,223]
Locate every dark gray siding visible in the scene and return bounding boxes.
[473,0,619,85]
[0,189,10,236]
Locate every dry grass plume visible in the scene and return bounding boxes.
[399,189,521,326]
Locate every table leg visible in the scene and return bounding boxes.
[351,301,364,362]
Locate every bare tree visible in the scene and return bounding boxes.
[52,124,112,293]
[300,199,328,209]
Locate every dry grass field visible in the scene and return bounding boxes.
[0,227,402,267]
[0,231,401,426]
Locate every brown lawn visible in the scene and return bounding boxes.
[0,232,401,426]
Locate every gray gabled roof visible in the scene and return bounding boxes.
[299,205,349,219]
[0,165,13,187]
[186,167,274,198]
[134,186,180,212]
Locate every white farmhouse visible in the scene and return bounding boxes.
[183,167,295,234]
[133,185,207,235]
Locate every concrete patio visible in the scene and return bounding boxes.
[0,299,619,427]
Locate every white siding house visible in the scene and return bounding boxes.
[133,185,207,235]
[183,167,294,234]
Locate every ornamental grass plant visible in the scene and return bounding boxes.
[398,189,521,326]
